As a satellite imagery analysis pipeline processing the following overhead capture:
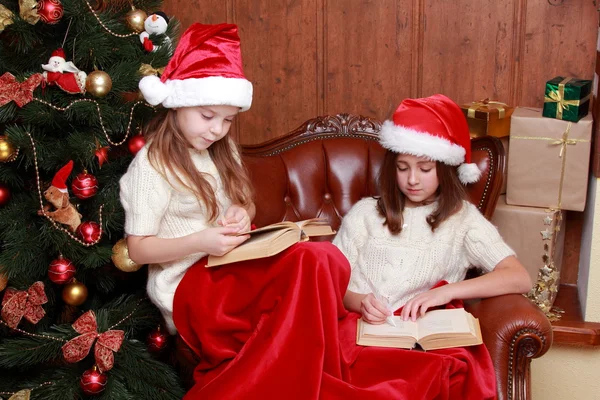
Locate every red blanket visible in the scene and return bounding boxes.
[173,242,497,399]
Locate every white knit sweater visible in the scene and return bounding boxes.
[119,145,231,334]
[332,197,514,311]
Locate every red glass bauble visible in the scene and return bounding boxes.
[48,255,76,284]
[80,366,107,395]
[71,171,98,200]
[37,0,64,24]
[77,221,101,244]
[127,134,146,156]
[147,326,169,353]
[0,183,10,206]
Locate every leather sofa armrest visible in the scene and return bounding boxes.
[465,294,553,400]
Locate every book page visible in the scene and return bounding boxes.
[362,316,418,339]
[416,309,472,339]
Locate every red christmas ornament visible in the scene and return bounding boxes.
[48,255,76,284]
[147,326,168,352]
[80,366,107,395]
[127,134,146,156]
[0,183,10,206]
[71,171,98,200]
[94,146,109,168]
[37,0,64,24]
[77,221,101,244]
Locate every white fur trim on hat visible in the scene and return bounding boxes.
[379,120,465,165]
[457,162,483,184]
[140,75,253,111]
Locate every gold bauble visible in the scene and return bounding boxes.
[0,272,7,292]
[62,279,88,306]
[0,136,17,163]
[112,238,142,272]
[125,7,147,33]
[86,70,112,98]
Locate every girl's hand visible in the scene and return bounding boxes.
[360,293,392,325]
[195,226,250,256]
[219,204,251,232]
[400,286,453,321]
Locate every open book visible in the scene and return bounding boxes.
[206,218,336,267]
[356,308,483,351]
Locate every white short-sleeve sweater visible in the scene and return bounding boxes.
[119,145,231,334]
[332,197,514,311]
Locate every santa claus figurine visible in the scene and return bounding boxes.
[41,48,87,94]
[139,12,170,52]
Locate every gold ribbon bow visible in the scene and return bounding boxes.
[550,123,577,158]
[8,390,30,400]
[467,98,508,119]
[139,63,165,77]
[544,77,591,119]
[18,0,39,25]
[0,4,14,32]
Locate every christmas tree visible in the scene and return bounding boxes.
[0,0,185,398]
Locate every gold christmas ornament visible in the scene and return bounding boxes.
[62,279,88,306]
[111,238,142,272]
[0,4,14,32]
[0,135,18,163]
[125,6,147,33]
[0,271,7,291]
[86,70,112,98]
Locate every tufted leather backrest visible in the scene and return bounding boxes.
[242,114,505,231]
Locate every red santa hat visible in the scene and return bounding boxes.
[51,160,73,193]
[139,23,253,111]
[379,94,482,184]
[51,48,66,60]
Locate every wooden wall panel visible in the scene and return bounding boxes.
[161,0,598,143]
[519,0,597,107]
[324,0,414,121]
[421,0,517,105]
[162,0,229,30]
[232,0,320,144]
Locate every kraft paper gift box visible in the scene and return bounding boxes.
[492,195,565,314]
[461,98,514,138]
[543,76,592,122]
[506,107,592,211]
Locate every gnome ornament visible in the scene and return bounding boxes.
[139,12,170,52]
[41,49,87,94]
[38,160,82,232]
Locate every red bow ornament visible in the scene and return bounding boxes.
[1,281,48,329]
[61,310,124,372]
[0,72,43,107]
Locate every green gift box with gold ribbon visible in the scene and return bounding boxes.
[542,76,592,122]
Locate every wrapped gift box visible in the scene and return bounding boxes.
[506,107,592,211]
[492,195,565,313]
[543,76,592,122]
[461,99,514,138]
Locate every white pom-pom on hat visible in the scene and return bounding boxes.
[139,75,171,106]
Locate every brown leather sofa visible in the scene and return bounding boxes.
[174,114,553,400]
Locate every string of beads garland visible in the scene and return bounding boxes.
[83,0,137,38]
[0,382,55,399]
[25,132,103,247]
[33,98,147,146]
